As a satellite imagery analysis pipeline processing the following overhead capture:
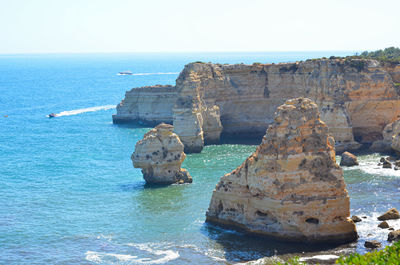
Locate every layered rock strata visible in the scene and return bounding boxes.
[206,98,357,243]
[113,85,177,125]
[131,123,192,184]
[370,119,400,153]
[114,59,400,152]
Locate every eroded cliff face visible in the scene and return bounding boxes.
[113,85,177,125]
[131,123,192,184]
[206,98,357,243]
[114,59,400,152]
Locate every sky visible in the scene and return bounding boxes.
[0,0,399,54]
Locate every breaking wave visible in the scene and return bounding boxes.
[48,105,115,117]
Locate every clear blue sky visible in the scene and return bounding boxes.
[0,0,399,54]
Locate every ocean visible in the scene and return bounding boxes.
[1,52,399,264]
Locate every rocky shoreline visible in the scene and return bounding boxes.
[114,58,400,154]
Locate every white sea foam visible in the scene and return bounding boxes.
[341,154,400,177]
[117,72,179,76]
[126,243,180,264]
[49,105,115,117]
[85,242,180,264]
[299,254,339,261]
[85,251,138,263]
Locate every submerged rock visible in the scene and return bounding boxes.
[340,152,359,167]
[131,123,192,184]
[364,240,381,249]
[378,208,400,221]
[206,98,357,243]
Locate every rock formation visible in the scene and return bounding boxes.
[378,208,400,221]
[113,85,177,125]
[364,240,381,249]
[114,59,400,153]
[340,152,359,167]
[370,119,400,153]
[206,98,357,243]
[131,123,192,184]
[388,230,400,242]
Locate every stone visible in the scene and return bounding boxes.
[351,215,362,223]
[378,208,400,221]
[382,161,392,168]
[172,104,204,153]
[364,240,381,249]
[340,152,359,167]
[206,98,357,243]
[395,160,400,167]
[380,157,387,163]
[114,59,400,152]
[201,105,223,145]
[370,120,400,153]
[131,123,192,184]
[389,228,395,231]
[113,85,177,125]
[388,230,400,242]
[378,221,389,229]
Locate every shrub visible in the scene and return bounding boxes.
[336,241,400,264]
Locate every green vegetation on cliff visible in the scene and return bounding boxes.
[336,241,400,264]
[358,47,400,63]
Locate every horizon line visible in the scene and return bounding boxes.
[0,50,361,56]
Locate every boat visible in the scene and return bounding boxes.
[118,71,133,75]
[48,113,57,118]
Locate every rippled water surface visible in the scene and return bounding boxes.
[1,52,399,264]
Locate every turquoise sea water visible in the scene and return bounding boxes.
[1,52,400,264]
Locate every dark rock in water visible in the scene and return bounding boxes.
[388,230,400,242]
[340,151,359,166]
[364,240,381,249]
[362,216,367,219]
[378,208,400,221]
[394,166,399,171]
[395,160,400,167]
[351,215,362,223]
[382,160,392,168]
[389,228,395,231]
[380,157,387,163]
[378,221,389,229]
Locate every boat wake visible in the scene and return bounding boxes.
[48,105,115,117]
[117,72,179,76]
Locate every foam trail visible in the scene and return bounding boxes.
[50,105,115,117]
[117,72,179,76]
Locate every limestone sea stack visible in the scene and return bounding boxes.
[206,98,357,243]
[131,123,192,184]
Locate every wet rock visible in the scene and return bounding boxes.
[395,160,400,167]
[340,152,359,166]
[380,157,387,163]
[382,160,392,168]
[378,221,389,229]
[378,208,400,221]
[388,230,400,242]
[389,228,395,231]
[131,123,193,184]
[351,215,362,223]
[206,98,357,243]
[364,240,381,249]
